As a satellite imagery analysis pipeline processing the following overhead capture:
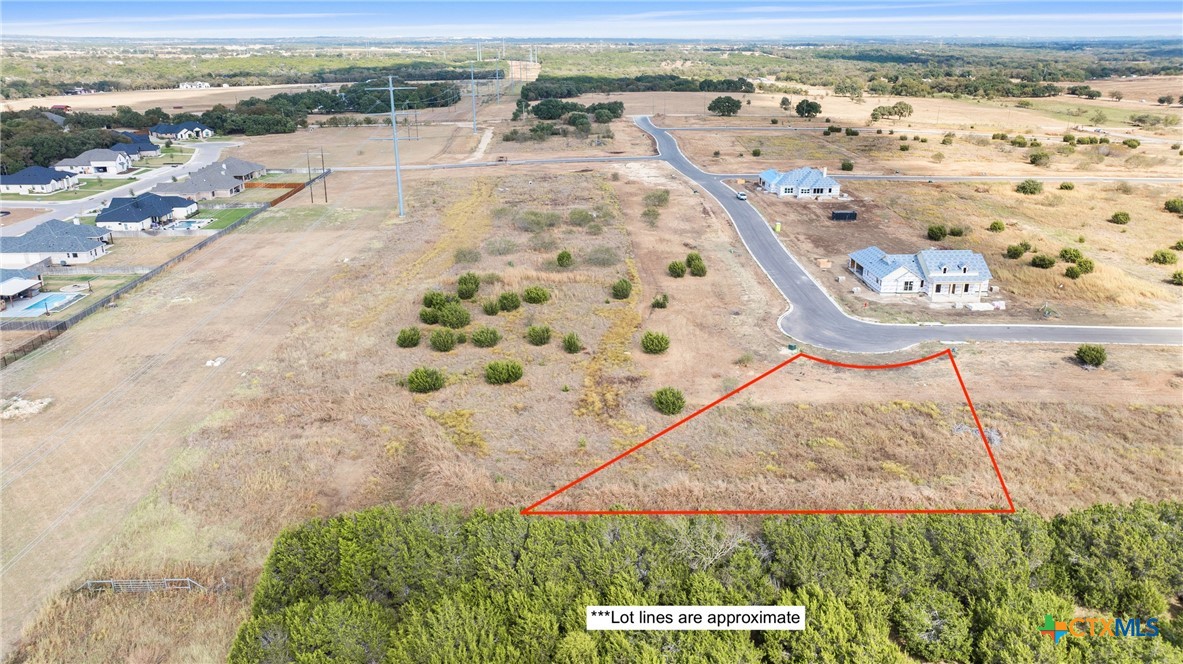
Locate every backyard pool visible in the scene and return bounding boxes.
[0,292,86,318]
[169,219,212,230]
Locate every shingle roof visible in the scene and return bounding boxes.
[0,166,76,186]
[149,121,212,135]
[152,164,241,196]
[849,246,992,283]
[216,157,265,178]
[54,149,126,167]
[762,167,839,192]
[119,131,155,145]
[1,219,110,254]
[848,246,923,281]
[0,268,40,281]
[95,193,193,224]
[108,143,142,156]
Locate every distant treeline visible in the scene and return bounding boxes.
[231,502,1183,663]
[521,74,755,100]
[0,109,128,174]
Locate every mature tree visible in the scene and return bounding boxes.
[779,96,791,111]
[834,78,863,98]
[1158,95,1176,106]
[795,99,822,118]
[1110,90,1124,101]
[1090,109,1108,125]
[707,95,743,117]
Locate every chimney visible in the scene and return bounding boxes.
[822,167,827,177]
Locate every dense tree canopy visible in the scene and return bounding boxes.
[708,96,743,117]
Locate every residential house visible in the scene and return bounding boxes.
[95,193,198,231]
[117,132,161,156]
[109,143,144,161]
[0,220,112,268]
[178,81,211,89]
[149,121,214,141]
[758,167,841,199]
[847,246,993,302]
[0,268,43,306]
[53,149,132,176]
[152,164,243,200]
[216,157,267,181]
[0,166,80,195]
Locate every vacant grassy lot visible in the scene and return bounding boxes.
[197,207,254,229]
[747,180,1183,325]
[92,235,206,267]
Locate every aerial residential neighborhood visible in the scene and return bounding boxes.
[0,2,1180,662]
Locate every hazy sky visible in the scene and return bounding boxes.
[3,0,1180,39]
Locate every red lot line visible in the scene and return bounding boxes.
[522,348,1015,516]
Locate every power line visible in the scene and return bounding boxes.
[365,76,415,217]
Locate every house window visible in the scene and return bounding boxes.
[935,284,942,293]
[903,281,914,292]
[942,266,948,274]
[962,266,968,273]
[965,283,972,292]
[70,253,78,258]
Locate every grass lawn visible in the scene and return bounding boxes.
[37,274,140,319]
[0,178,134,202]
[138,148,194,168]
[199,208,255,229]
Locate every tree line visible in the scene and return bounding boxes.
[520,74,754,100]
[231,501,1182,663]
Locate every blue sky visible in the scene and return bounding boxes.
[2,1,1180,39]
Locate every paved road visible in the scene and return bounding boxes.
[709,172,1183,184]
[331,154,660,172]
[635,116,1181,353]
[0,142,236,236]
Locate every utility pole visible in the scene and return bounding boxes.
[306,151,315,203]
[366,76,415,217]
[469,62,478,134]
[496,68,501,103]
[319,147,328,203]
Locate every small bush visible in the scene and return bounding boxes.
[406,367,445,393]
[1059,248,1083,263]
[1059,182,1075,190]
[1010,136,1028,147]
[526,325,551,346]
[641,207,660,226]
[1065,265,1082,279]
[562,332,582,353]
[396,327,421,348]
[988,221,1006,232]
[529,233,558,252]
[712,150,721,157]
[419,307,440,324]
[668,261,687,278]
[481,299,500,316]
[641,331,671,354]
[1005,245,1027,259]
[485,360,523,385]
[556,250,573,268]
[584,246,620,267]
[1109,211,1130,225]
[927,224,948,241]
[429,329,457,352]
[1075,344,1107,367]
[1030,254,1056,269]
[751,148,762,157]
[643,189,671,208]
[1075,257,1095,274]
[1171,271,1183,286]
[846,128,860,136]
[568,209,595,226]
[770,118,778,125]
[611,278,632,300]
[1029,151,1051,167]
[485,238,518,256]
[651,293,669,309]
[1015,179,1043,195]
[586,223,603,236]
[498,291,521,312]
[1173,240,1183,251]
[686,252,707,277]
[1164,198,1183,214]
[471,327,501,348]
[457,272,481,300]
[1122,138,1140,149]
[423,291,448,308]
[522,286,551,304]
[1151,249,1178,265]
[454,247,481,263]
[436,302,471,329]
[840,160,854,171]
[899,144,910,151]
[948,226,966,237]
[652,387,686,415]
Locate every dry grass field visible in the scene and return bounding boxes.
[744,180,1183,325]
[2,83,338,114]
[93,235,206,267]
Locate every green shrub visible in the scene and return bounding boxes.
[396,327,421,348]
[455,332,466,344]
[899,144,910,151]
[1151,249,1178,265]
[454,247,481,263]
[988,221,1006,232]
[568,209,594,226]
[893,588,972,662]
[668,261,687,278]
[584,246,620,267]
[586,222,603,236]
[429,329,457,352]
[1010,136,1028,147]
[484,360,523,385]
[1030,254,1056,269]
[1075,344,1107,367]
[422,291,448,308]
[1109,211,1130,225]
[846,128,860,136]
[1173,241,1183,251]
[556,250,573,268]
[562,332,582,353]
[1166,199,1183,214]
[652,387,686,415]
[1171,271,1183,286]
[641,207,660,226]
[485,238,518,256]
[770,118,778,125]
[686,252,707,277]
[1015,179,1043,195]
[498,291,521,312]
[1065,265,1082,279]
[651,293,669,309]
[1075,257,1095,274]
[457,272,481,300]
[1122,138,1140,149]
[419,307,440,325]
[840,160,854,171]
[751,148,762,157]
[1029,151,1051,167]
[1005,245,1026,259]
[436,302,471,329]
[643,189,671,208]
[471,327,501,348]
[522,286,551,304]
[1059,182,1075,190]
[1059,248,1083,263]
[406,367,445,393]
[481,299,500,316]
[611,279,632,299]
[526,325,551,346]
[948,226,966,237]
[641,331,671,354]
[927,224,948,241]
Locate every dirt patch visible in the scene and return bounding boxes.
[0,208,50,227]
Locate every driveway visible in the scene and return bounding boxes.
[634,116,1181,352]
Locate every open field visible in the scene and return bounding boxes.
[92,235,206,267]
[2,83,340,114]
[6,161,1182,660]
[225,124,480,169]
[0,208,49,227]
[744,179,1183,325]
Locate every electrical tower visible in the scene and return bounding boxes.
[365,76,415,217]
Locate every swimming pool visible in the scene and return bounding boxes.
[0,292,86,318]
[170,219,211,230]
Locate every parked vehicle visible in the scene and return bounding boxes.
[736,191,748,200]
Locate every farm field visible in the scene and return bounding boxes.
[743,179,1183,325]
[2,83,341,114]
